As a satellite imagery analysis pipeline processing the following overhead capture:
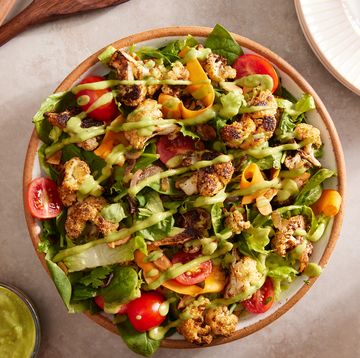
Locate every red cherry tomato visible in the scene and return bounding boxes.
[94,296,128,314]
[156,133,196,164]
[76,76,118,122]
[243,277,274,314]
[233,54,279,93]
[171,252,212,286]
[27,177,62,219]
[127,292,166,332]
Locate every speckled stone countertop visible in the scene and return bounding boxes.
[1,0,359,357]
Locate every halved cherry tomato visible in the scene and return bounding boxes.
[94,296,128,314]
[76,76,118,122]
[233,54,279,93]
[127,292,166,332]
[171,252,212,286]
[156,133,196,164]
[243,277,274,314]
[27,177,62,219]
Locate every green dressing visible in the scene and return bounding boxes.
[0,287,36,358]
[76,95,90,106]
[148,320,180,340]
[304,263,322,277]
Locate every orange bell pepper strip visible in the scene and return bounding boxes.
[134,250,225,296]
[158,93,182,119]
[311,189,342,217]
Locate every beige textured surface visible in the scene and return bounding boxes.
[0,0,359,357]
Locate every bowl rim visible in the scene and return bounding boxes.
[22,26,346,349]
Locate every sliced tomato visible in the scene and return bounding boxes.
[233,54,279,92]
[27,177,62,219]
[156,133,196,164]
[76,75,118,122]
[94,296,128,314]
[127,292,166,332]
[171,252,212,286]
[243,277,274,314]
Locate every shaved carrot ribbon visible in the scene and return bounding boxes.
[159,54,214,119]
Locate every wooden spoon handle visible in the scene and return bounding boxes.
[0,2,42,46]
[0,0,17,26]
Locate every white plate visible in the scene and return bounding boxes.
[295,0,360,95]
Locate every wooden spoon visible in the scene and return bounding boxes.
[0,0,129,46]
[0,0,17,26]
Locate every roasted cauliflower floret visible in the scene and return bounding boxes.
[58,158,91,207]
[195,124,217,141]
[271,215,307,256]
[224,206,251,234]
[65,196,118,239]
[162,61,190,97]
[221,116,256,148]
[177,297,212,345]
[76,137,99,151]
[44,108,80,128]
[124,99,163,150]
[224,255,263,298]
[247,89,278,119]
[221,113,276,149]
[203,53,236,83]
[204,306,238,337]
[176,173,199,195]
[176,152,234,197]
[294,123,322,148]
[109,50,147,107]
[178,208,211,235]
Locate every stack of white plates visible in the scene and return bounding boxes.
[295,0,360,95]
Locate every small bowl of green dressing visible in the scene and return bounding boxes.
[0,283,41,358]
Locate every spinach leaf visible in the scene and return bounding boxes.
[33,92,76,144]
[205,24,243,64]
[62,144,106,178]
[117,319,161,357]
[295,168,335,205]
[46,258,73,311]
[101,266,141,304]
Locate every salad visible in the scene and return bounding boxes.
[27,24,342,356]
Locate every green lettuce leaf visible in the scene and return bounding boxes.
[63,236,147,272]
[101,203,127,223]
[211,202,223,235]
[137,191,174,241]
[101,266,141,304]
[295,168,335,205]
[205,24,243,64]
[219,91,246,119]
[117,319,161,357]
[33,91,76,144]
[245,226,271,253]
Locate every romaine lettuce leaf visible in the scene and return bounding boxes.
[244,226,271,253]
[101,203,127,223]
[63,236,147,272]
